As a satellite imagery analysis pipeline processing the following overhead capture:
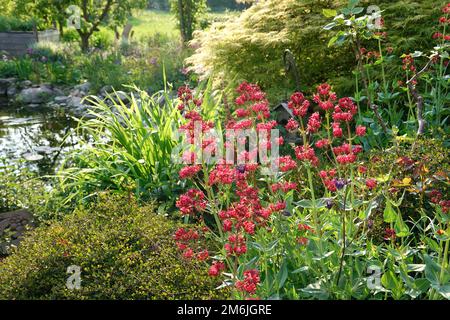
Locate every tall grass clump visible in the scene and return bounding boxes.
[57,81,223,212]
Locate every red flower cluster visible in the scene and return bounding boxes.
[294,145,319,167]
[333,98,357,122]
[307,112,322,133]
[176,189,207,216]
[235,82,270,120]
[429,189,450,214]
[179,164,201,179]
[177,85,202,111]
[402,54,416,72]
[174,227,209,260]
[235,269,260,295]
[313,83,337,111]
[277,155,297,172]
[333,143,357,165]
[297,223,313,246]
[366,178,377,190]
[319,169,338,192]
[384,228,396,241]
[315,138,330,149]
[356,125,367,137]
[285,118,299,131]
[208,261,226,277]
[271,181,297,193]
[288,92,310,117]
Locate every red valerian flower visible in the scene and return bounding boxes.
[271,182,297,193]
[366,178,378,190]
[358,166,367,174]
[235,269,260,295]
[333,97,357,122]
[294,145,319,166]
[442,3,450,14]
[384,228,396,241]
[336,153,357,165]
[208,261,226,277]
[183,248,194,259]
[356,125,367,137]
[209,164,236,185]
[225,233,247,256]
[313,83,337,111]
[315,138,330,148]
[288,92,310,117]
[197,250,209,261]
[285,118,299,131]
[176,189,207,215]
[179,165,201,179]
[297,237,309,246]
[178,85,193,103]
[277,155,297,172]
[332,122,343,138]
[307,112,322,133]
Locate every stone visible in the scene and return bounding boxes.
[99,85,113,97]
[17,86,55,104]
[54,96,69,104]
[6,86,17,97]
[0,78,17,96]
[20,80,32,88]
[74,82,91,93]
[0,210,34,255]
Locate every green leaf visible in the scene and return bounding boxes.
[328,36,338,47]
[424,254,441,286]
[383,200,396,223]
[381,270,401,291]
[323,22,337,30]
[277,261,288,288]
[291,266,309,274]
[348,0,360,8]
[323,9,337,18]
[435,285,450,299]
[394,214,410,237]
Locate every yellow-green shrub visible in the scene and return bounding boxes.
[0,194,228,300]
[187,0,444,101]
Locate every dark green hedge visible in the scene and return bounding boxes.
[0,194,228,300]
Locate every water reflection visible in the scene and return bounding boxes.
[0,98,81,176]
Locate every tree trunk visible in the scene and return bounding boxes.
[80,33,90,52]
[58,20,64,37]
[178,0,186,43]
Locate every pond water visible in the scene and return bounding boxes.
[0,97,81,176]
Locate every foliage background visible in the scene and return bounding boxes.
[187,0,445,101]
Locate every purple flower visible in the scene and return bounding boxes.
[334,179,347,190]
[236,164,246,174]
[326,199,334,209]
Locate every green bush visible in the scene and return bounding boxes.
[0,15,34,32]
[187,0,444,101]
[0,194,228,300]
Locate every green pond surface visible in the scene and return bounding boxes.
[0,97,81,176]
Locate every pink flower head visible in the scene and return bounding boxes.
[285,118,299,131]
[356,125,367,137]
[307,112,321,133]
[236,269,260,295]
[288,92,310,117]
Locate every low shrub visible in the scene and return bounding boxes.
[0,193,228,300]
